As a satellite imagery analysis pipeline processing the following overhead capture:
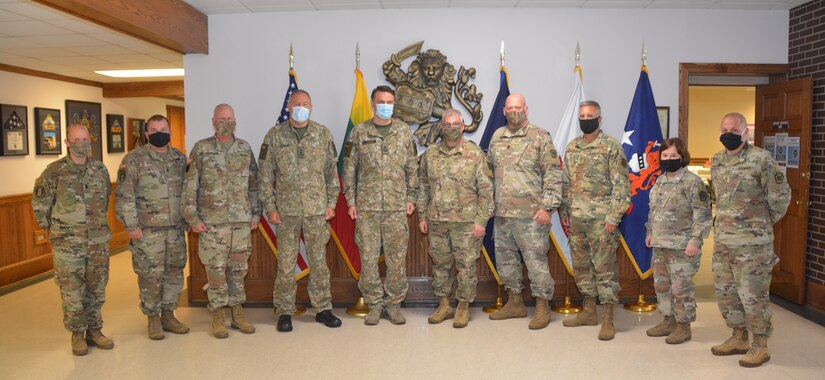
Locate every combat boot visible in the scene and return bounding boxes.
[365,306,382,326]
[598,303,615,341]
[646,315,676,337]
[161,311,190,334]
[453,301,470,328]
[428,296,454,324]
[387,306,406,325]
[528,297,551,330]
[85,329,114,349]
[489,290,527,320]
[563,297,598,327]
[230,304,256,334]
[739,335,770,367]
[666,322,692,344]
[711,327,749,356]
[147,314,164,340]
[71,332,88,356]
[211,309,229,339]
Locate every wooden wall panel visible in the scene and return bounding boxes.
[188,214,653,307]
[0,184,129,288]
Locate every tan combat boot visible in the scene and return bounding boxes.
[739,335,770,367]
[563,297,598,327]
[666,322,692,344]
[71,331,88,356]
[387,306,406,325]
[453,301,470,328]
[646,315,676,337]
[711,327,749,356]
[428,296,454,324]
[86,329,114,349]
[528,297,551,330]
[230,304,256,334]
[364,306,382,326]
[489,290,527,320]
[161,311,190,334]
[598,303,615,341]
[147,314,164,340]
[211,309,229,339]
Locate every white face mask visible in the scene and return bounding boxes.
[375,104,394,120]
[291,106,310,123]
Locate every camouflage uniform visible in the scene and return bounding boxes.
[488,123,561,299]
[182,136,260,312]
[342,118,418,309]
[560,131,630,304]
[645,168,712,322]
[711,143,790,336]
[418,140,493,302]
[32,156,111,332]
[115,145,187,316]
[259,120,339,315]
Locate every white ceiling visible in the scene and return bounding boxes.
[0,0,810,84]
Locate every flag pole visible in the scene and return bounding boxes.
[623,41,656,313]
[346,42,370,317]
[483,40,507,315]
[552,42,584,315]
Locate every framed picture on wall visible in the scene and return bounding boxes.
[127,118,145,151]
[0,104,29,156]
[65,100,102,159]
[106,114,125,153]
[657,106,670,139]
[34,108,62,155]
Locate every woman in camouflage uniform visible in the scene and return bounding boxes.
[644,138,712,344]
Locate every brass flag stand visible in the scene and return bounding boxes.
[346,296,369,317]
[483,284,504,314]
[623,278,656,312]
[552,272,581,314]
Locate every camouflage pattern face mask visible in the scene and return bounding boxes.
[214,120,236,136]
[68,141,91,157]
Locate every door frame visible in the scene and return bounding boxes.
[678,63,788,147]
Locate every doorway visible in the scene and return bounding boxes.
[166,105,186,154]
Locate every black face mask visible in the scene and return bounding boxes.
[720,132,744,151]
[660,159,682,173]
[148,132,170,148]
[579,118,599,134]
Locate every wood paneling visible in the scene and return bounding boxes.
[0,184,128,288]
[0,63,102,88]
[805,280,825,314]
[33,0,208,54]
[187,213,653,307]
[103,81,184,99]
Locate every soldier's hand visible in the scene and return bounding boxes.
[268,211,282,225]
[472,223,486,238]
[406,202,415,216]
[127,228,143,240]
[419,220,428,234]
[250,219,259,230]
[604,222,617,234]
[533,209,551,225]
[348,206,358,220]
[685,243,699,257]
[645,236,652,248]
[325,208,335,221]
[561,215,570,229]
[192,222,207,233]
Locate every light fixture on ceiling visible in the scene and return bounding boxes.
[94,69,184,78]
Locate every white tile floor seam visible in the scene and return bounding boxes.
[1,253,824,379]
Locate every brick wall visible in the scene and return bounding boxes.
[789,0,825,286]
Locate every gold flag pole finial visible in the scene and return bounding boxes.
[641,41,647,67]
[575,41,581,67]
[356,42,361,70]
[500,40,505,67]
[289,43,294,69]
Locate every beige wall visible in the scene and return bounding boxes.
[688,86,755,161]
[0,70,184,196]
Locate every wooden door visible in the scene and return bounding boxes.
[166,105,186,154]
[754,77,812,304]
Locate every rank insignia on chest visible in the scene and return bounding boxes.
[775,172,784,184]
[382,146,389,154]
[298,147,304,158]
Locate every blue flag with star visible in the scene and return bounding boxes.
[618,67,663,279]
[278,69,298,123]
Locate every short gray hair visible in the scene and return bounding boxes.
[442,108,463,123]
[723,112,747,130]
[579,100,601,116]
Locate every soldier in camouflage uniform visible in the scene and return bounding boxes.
[487,94,561,330]
[115,115,189,340]
[560,100,630,341]
[182,104,260,338]
[258,90,342,332]
[710,112,790,367]
[32,124,114,356]
[644,138,712,344]
[417,109,493,328]
[343,85,418,325]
